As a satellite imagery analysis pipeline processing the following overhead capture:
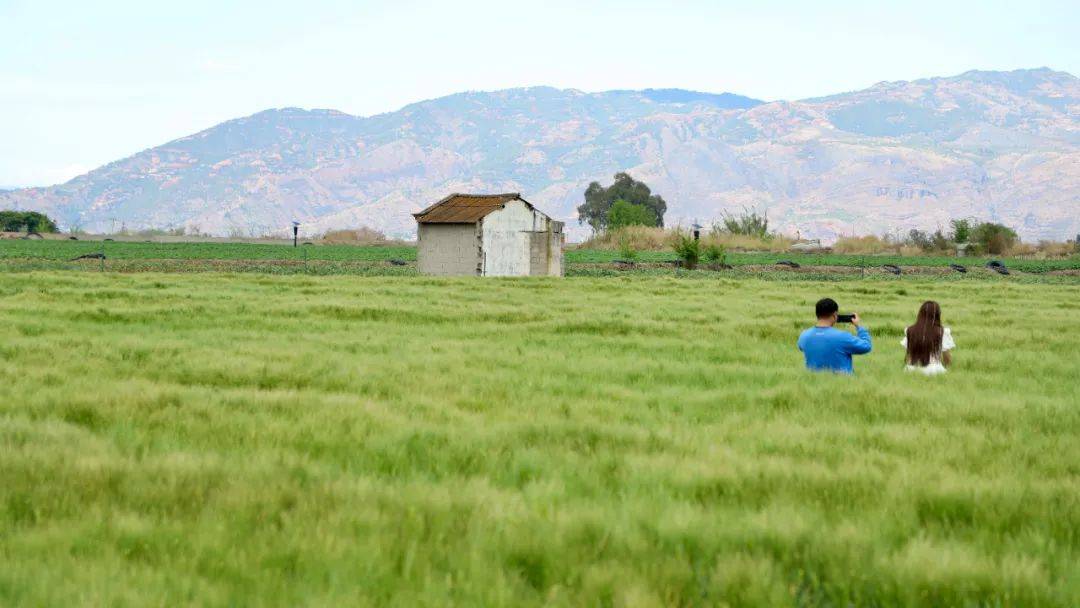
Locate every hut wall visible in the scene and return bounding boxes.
[416,223,481,276]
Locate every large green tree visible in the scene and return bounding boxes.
[577,172,666,232]
[606,199,655,230]
[0,211,59,233]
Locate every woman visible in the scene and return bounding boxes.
[901,301,955,375]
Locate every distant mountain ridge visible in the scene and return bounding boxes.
[2,69,1078,241]
[612,88,763,109]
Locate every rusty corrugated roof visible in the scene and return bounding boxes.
[413,193,526,224]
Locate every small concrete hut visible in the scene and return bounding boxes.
[413,193,564,277]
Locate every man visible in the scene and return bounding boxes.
[797,298,872,373]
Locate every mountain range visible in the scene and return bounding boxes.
[2,68,1078,241]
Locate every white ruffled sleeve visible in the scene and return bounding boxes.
[942,327,955,351]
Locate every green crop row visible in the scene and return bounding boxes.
[2,239,1077,273]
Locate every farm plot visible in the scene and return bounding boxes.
[2,240,1078,277]
[1,272,1077,606]
[0,239,415,261]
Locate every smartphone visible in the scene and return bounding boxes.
[837,314,855,323]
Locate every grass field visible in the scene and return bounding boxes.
[1,271,1078,606]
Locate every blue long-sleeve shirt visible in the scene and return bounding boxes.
[797,326,872,373]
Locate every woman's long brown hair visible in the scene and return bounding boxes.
[906,301,944,366]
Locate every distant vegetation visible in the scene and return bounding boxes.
[715,209,772,240]
[0,210,58,233]
[317,227,398,245]
[970,222,1018,255]
[580,225,793,254]
[578,172,667,232]
[606,199,657,230]
[575,203,1074,260]
[669,229,702,269]
[833,219,1058,257]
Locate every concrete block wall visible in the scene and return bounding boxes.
[417,223,482,276]
[548,222,564,277]
[528,232,548,276]
[526,222,564,277]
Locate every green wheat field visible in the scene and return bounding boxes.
[1,271,1078,606]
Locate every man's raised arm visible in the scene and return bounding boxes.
[845,313,872,354]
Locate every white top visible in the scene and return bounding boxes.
[901,327,955,375]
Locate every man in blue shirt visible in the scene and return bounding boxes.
[797,298,872,373]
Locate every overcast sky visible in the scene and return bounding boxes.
[2,0,1077,187]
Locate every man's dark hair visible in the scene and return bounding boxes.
[815,298,839,319]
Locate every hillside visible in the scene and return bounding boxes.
[2,69,1078,240]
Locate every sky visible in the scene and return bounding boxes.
[1,0,1077,188]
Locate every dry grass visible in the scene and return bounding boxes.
[317,227,398,245]
[707,232,793,252]
[1002,241,1079,259]
[1027,240,1080,258]
[833,235,899,255]
[835,235,1078,259]
[578,227,791,252]
[575,226,670,250]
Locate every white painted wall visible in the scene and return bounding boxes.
[480,200,559,276]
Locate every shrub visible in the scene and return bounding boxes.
[931,230,951,252]
[670,231,701,269]
[716,209,770,239]
[972,222,1018,255]
[703,243,727,267]
[0,211,58,233]
[907,229,932,251]
[906,229,952,253]
[616,231,638,262]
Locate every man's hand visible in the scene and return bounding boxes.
[850,312,861,327]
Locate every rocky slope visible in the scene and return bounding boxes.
[3,69,1077,241]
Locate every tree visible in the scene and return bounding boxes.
[0,211,59,233]
[577,172,666,232]
[606,199,655,230]
[971,222,1018,255]
[907,229,931,251]
[950,218,973,244]
[906,229,951,253]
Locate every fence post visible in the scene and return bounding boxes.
[100,241,106,273]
